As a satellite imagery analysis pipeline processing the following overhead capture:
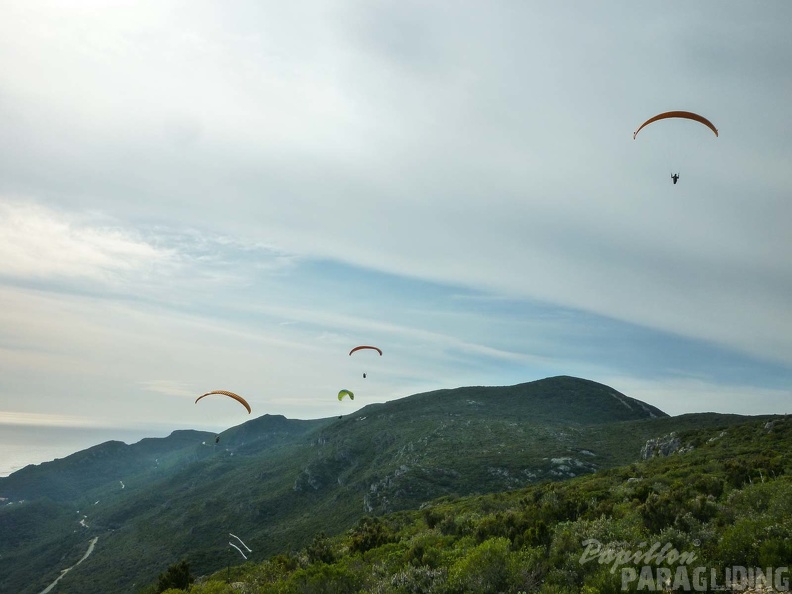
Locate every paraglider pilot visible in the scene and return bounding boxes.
[671,173,679,185]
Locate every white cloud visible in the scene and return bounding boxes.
[0,1,790,457]
[0,199,168,283]
[0,411,108,428]
[138,380,198,399]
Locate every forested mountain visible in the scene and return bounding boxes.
[0,376,767,593]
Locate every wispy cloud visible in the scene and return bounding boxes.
[138,380,198,399]
[0,411,109,428]
[0,200,168,283]
[0,2,790,452]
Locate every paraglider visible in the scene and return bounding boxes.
[633,111,717,183]
[349,345,382,379]
[633,111,718,140]
[195,390,252,414]
[338,389,354,401]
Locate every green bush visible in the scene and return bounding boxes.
[758,538,792,567]
[306,532,336,564]
[385,565,447,594]
[155,559,193,593]
[448,537,516,594]
[186,582,235,594]
[285,562,360,594]
[349,517,395,554]
[716,516,763,567]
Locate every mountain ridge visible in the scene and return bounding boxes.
[0,376,758,594]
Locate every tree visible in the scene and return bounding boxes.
[156,559,193,593]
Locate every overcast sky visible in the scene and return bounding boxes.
[1,1,791,440]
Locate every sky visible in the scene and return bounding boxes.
[1,1,791,458]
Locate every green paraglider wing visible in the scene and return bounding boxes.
[195,390,252,414]
[633,111,718,140]
[338,389,354,401]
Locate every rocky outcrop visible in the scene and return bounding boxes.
[641,432,693,459]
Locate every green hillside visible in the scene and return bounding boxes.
[150,415,792,594]
[0,376,769,593]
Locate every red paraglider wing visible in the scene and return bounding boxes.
[349,345,383,356]
[195,390,252,414]
[633,111,718,140]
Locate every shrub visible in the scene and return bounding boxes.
[285,562,360,594]
[349,517,395,554]
[155,559,193,593]
[388,565,447,594]
[448,537,515,594]
[306,532,335,564]
[186,582,236,594]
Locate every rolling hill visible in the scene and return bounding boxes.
[0,376,761,593]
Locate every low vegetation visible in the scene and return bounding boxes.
[142,417,792,593]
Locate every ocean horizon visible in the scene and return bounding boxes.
[0,424,189,478]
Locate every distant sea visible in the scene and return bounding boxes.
[0,424,174,477]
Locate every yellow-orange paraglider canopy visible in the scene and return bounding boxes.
[195,390,251,414]
[633,111,718,140]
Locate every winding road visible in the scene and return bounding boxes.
[39,536,98,594]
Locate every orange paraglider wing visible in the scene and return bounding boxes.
[349,345,382,356]
[633,111,718,140]
[195,390,252,414]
